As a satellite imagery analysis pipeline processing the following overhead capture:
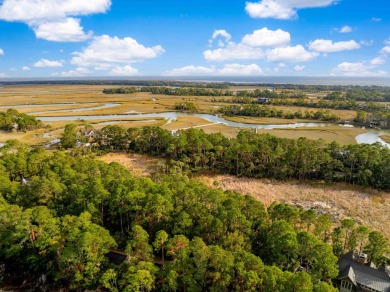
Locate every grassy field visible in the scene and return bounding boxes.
[0,84,369,145]
[199,174,390,241]
[255,126,366,145]
[380,135,390,143]
[224,115,317,124]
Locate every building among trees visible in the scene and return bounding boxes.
[338,251,390,292]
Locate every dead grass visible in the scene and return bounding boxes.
[0,84,372,145]
[223,115,315,124]
[380,135,390,143]
[254,126,366,145]
[198,174,390,241]
[96,153,166,177]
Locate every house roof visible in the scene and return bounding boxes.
[338,251,390,292]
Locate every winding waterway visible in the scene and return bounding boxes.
[36,111,390,147]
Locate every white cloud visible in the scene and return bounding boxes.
[34,59,64,67]
[165,64,263,76]
[209,30,232,47]
[0,0,111,42]
[242,27,290,47]
[0,73,8,78]
[339,26,352,33]
[360,40,373,47]
[332,62,386,77]
[212,30,231,42]
[380,46,390,55]
[109,66,140,76]
[219,64,263,75]
[266,45,319,62]
[21,66,31,71]
[33,18,92,42]
[71,35,164,67]
[372,17,382,22]
[370,57,386,66]
[53,67,91,77]
[165,65,217,76]
[0,48,4,56]
[294,65,305,71]
[204,43,264,61]
[204,28,292,61]
[309,39,360,53]
[0,0,111,21]
[245,0,337,19]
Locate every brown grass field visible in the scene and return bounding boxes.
[198,174,390,241]
[380,135,390,143]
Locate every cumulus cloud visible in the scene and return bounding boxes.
[308,39,360,53]
[219,64,263,75]
[204,27,293,61]
[0,73,9,78]
[204,44,264,61]
[370,57,386,66]
[266,45,318,62]
[0,0,111,41]
[53,67,91,77]
[211,30,231,42]
[294,65,305,71]
[380,46,390,54]
[165,65,217,76]
[109,65,140,76]
[33,18,92,42]
[245,0,337,19]
[21,66,31,71]
[34,59,64,67]
[332,62,386,77]
[71,35,164,67]
[338,26,352,33]
[165,64,263,76]
[242,27,290,47]
[360,40,374,47]
[0,48,4,56]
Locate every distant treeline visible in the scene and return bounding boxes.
[2,80,230,89]
[103,86,234,96]
[104,85,390,104]
[0,109,42,132]
[325,91,390,102]
[3,80,390,93]
[68,125,390,190]
[219,104,340,122]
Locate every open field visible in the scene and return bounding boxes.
[0,84,372,145]
[224,115,317,124]
[96,153,166,177]
[198,174,390,241]
[380,135,390,143]
[255,126,366,145]
[96,152,390,241]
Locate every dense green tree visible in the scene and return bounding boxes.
[61,124,78,149]
[364,231,389,264]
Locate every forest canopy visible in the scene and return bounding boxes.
[1,141,388,290]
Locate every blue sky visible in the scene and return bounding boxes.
[0,0,389,78]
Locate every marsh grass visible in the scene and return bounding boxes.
[0,84,366,145]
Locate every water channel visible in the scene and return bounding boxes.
[37,111,390,147]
